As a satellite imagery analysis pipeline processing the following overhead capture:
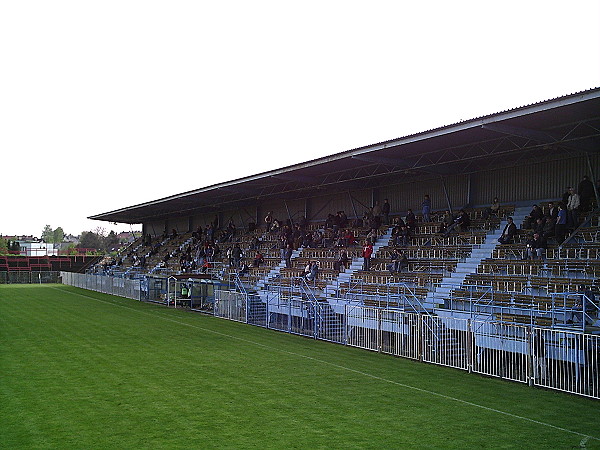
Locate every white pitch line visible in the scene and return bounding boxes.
[55,286,599,442]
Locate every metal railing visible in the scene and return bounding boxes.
[213,288,600,400]
[61,272,600,400]
[61,272,142,301]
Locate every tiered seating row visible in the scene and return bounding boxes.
[464,273,596,295]
[478,258,600,278]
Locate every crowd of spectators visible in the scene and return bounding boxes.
[496,175,598,260]
[103,176,598,280]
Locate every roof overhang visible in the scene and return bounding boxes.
[90,87,600,224]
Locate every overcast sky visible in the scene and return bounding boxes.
[1,1,599,238]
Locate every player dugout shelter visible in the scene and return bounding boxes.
[90,88,600,233]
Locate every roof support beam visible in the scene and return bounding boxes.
[484,121,600,153]
[351,154,409,167]
[270,173,318,184]
[481,123,556,143]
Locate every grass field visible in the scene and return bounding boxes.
[1,284,599,449]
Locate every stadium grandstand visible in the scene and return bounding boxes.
[0,252,101,284]
[69,87,600,399]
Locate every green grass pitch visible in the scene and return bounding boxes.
[1,284,599,449]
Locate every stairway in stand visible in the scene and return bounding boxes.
[423,206,532,310]
[325,226,394,309]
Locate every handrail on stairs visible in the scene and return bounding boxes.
[559,207,600,248]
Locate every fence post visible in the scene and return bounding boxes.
[527,327,534,387]
[288,297,291,334]
[417,314,424,362]
[175,280,178,309]
[467,319,473,374]
[266,293,270,330]
[314,302,319,340]
[343,304,348,346]
[377,308,382,353]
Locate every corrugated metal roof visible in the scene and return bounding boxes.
[342,86,600,152]
[89,87,600,224]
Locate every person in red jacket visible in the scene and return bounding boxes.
[362,240,373,271]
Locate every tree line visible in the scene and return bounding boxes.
[78,229,120,253]
[1,226,126,256]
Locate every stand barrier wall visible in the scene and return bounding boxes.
[61,272,142,301]
[0,271,61,284]
[59,273,599,400]
[215,292,599,400]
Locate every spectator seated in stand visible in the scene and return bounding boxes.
[303,261,319,281]
[310,231,322,248]
[444,210,470,236]
[533,218,545,236]
[252,251,264,267]
[397,252,408,272]
[438,210,453,234]
[387,249,400,274]
[437,222,447,235]
[322,229,335,248]
[394,225,410,247]
[523,205,543,229]
[524,232,546,260]
[386,249,409,274]
[341,229,355,247]
[333,250,350,272]
[163,252,171,264]
[249,236,261,250]
[238,262,249,276]
[352,217,363,228]
[482,197,500,219]
[541,214,555,241]
[302,231,313,248]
